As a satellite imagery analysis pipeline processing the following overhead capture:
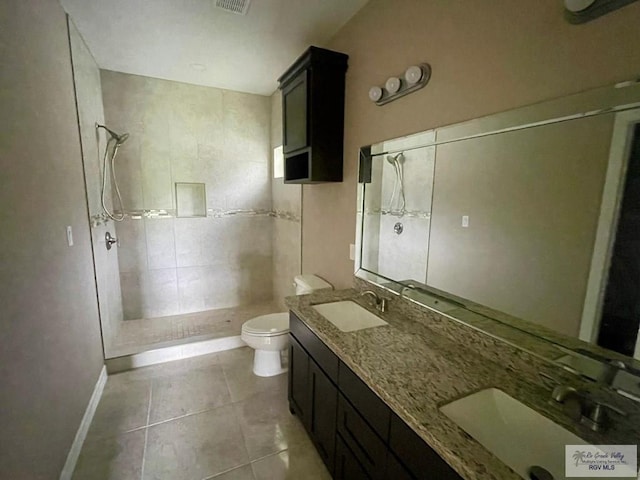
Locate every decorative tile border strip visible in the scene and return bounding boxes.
[92,208,301,224]
[360,208,431,219]
[271,209,301,222]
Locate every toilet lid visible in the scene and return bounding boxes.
[242,313,290,335]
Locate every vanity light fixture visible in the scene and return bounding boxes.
[404,65,424,85]
[369,63,431,106]
[368,86,383,102]
[385,76,402,95]
[564,0,597,11]
[563,0,639,23]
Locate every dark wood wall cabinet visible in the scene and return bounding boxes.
[288,312,463,480]
[277,46,348,184]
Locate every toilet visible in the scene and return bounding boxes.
[241,274,332,377]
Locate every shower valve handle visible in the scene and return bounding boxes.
[105,232,118,251]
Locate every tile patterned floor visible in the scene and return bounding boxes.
[109,302,280,357]
[73,347,330,480]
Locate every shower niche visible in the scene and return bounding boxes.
[176,182,207,218]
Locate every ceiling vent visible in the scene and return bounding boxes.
[215,0,251,15]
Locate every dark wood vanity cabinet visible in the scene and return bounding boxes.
[288,320,338,474]
[278,46,348,184]
[288,312,463,480]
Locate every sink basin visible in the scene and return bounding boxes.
[440,388,589,479]
[312,301,388,332]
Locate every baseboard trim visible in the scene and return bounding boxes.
[105,335,246,374]
[59,365,107,480]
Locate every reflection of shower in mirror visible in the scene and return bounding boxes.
[385,152,406,216]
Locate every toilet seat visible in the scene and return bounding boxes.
[241,313,289,336]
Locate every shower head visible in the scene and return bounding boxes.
[96,124,130,145]
[387,152,404,163]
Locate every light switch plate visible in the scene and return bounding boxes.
[349,243,356,261]
[66,226,74,246]
[462,216,469,228]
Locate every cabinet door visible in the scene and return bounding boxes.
[385,452,415,480]
[336,393,387,480]
[309,360,337,474]
[288,335,311,430]
[389,413,462,480]
[282,70,308,153]
[335,434,372,480]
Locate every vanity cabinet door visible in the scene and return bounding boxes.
[309,360,337,474]
[336,393,387,480]
[288,334,311,430]
[335,434,372,480]
[385,451,415,480]
[388,413,462,480]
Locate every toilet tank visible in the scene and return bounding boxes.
[294,274,333,295]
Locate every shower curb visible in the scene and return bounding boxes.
[105,335,246,373]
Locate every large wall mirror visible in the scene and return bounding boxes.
[356,82,640,400]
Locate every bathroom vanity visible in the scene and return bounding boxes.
[286,286,640,480]
[288,309,462,480]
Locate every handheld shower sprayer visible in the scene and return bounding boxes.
[385,152,406,215]
[97,124,129,145]
[96,123,130,222]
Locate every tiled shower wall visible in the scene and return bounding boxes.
[270,91,302,309]
[69,21,123,344]
[101,71,273,320]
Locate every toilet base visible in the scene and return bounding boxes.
[253,349,287,377]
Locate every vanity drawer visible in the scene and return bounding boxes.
[388,413,462,480]
[338,361,391,440]
[337,393,387,479]
[290,312,338,382]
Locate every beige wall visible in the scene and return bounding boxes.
[305,0,640,289]
[270,91,302,308]
[68,19,124,350]
[101,71,273,320]
[0,1,105,478]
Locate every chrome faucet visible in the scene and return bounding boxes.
[360,290,387,313]
[551,384,627,432]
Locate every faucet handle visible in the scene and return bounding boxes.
[580,400,627,432]
[591,400,627,417]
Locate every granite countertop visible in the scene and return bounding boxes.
[285,288,632,480]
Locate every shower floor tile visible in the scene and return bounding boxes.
[73,348,329,480]
[109,301,280,358]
